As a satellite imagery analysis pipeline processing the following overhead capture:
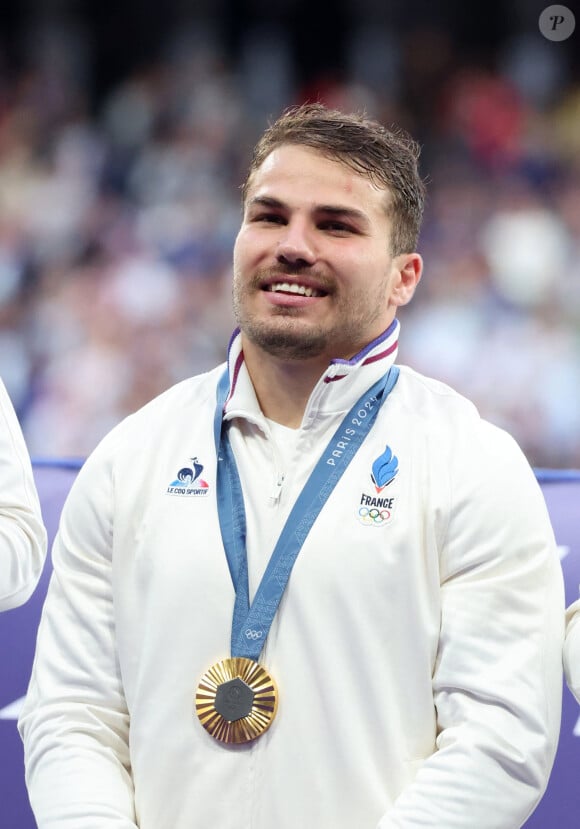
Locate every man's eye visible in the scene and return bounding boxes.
[253,213,285,224]
[320,221,353,233]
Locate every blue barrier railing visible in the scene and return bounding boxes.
[534,468,580,483]
[31,457,84,470]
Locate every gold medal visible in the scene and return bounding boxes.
[195,656,278,743]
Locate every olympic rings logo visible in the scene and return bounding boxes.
[244,628,263,640]
[357,506,391,526]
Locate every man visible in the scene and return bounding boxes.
[20,104,564,828]
[0,377,47,612]
[565,600,580,703]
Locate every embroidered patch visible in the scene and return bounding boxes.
[167,456,209,497]
[357,445,398,526]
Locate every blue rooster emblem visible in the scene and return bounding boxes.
[370,445,398,493]
[167,455,209,495]
[176,457,204,485]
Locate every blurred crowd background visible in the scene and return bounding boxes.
[1,0,579,467]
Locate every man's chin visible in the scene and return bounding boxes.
[242,322,328,361]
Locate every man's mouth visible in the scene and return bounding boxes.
[265,282,326,298]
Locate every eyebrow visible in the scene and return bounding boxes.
[247,196,371,228]
[247,196,284,210]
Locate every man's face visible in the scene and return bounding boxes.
[233,144,420,363]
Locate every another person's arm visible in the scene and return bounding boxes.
[565,598,580,703]
[0,378,47,611]
[379,424,564,828]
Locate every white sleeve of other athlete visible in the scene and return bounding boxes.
[564,596,580,703]
[0,377,47,611]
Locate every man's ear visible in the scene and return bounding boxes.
[391,253,423,307]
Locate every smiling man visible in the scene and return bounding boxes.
[19,104,564,829]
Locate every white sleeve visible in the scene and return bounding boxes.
[0,377,47,610]
[378,423,564,829]
[564,597,580,703]
[18,432,138,828]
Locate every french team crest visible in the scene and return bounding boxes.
[358,445,398,526]
[370,445,398,493]
[167,456,209,497]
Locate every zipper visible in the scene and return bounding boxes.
[269,470,285,504]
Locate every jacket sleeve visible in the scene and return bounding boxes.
[18,430,138,828]
[378,422,564,829]
[564,598,580,703]
[0,378,47,611]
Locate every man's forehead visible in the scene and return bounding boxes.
[253,144,366,181]
[246,144,391,210]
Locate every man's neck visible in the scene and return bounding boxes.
[242,341,329,429]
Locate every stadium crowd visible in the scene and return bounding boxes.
[0,17,579,467]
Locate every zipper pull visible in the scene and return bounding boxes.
[269,472,285,504]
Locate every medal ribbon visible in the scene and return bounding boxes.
[213,364,399,661]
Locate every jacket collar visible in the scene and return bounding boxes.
[223,320,400,427]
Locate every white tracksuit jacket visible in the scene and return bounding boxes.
[20,323,564,828]
[0,377,47,611]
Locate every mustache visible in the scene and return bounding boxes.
[250,266,334,291]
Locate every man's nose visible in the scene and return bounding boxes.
[276,220,316,267]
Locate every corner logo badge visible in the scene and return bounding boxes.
[167,457,209,497]
[358,445,398,526]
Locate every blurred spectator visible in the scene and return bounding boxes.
[478,177,571,307]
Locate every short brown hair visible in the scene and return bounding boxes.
[242,103,426,254]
